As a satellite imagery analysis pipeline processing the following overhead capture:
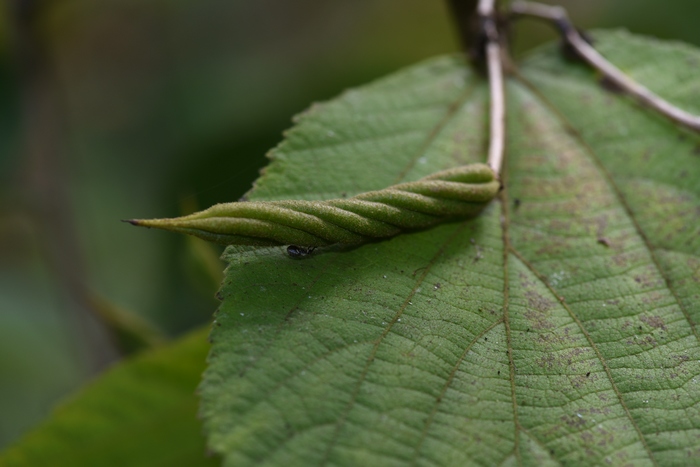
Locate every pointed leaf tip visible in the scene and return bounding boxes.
[132,163,499,248]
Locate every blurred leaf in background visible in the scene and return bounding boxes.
[0,0,457,450]
[1,0,699,452]
[0,326,216,467]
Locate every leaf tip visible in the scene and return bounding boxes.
[123,218,166,229]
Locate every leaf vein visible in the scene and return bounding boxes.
[319,220,476,465]
[409,317,505,464]
[510,246,659,466]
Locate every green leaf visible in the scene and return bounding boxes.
[201,30,700,466]
[0,327,217,467]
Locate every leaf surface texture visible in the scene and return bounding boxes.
[202,30,700,466]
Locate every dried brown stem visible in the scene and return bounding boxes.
[511,0,700,133]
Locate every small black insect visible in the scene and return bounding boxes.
[286,245,316,259]
[597,236,611,247]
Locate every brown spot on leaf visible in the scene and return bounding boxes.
[535,236,572,256]
[634,273,660,289]
[626,335,657,348]
[525,309,555,331]
[536,353,557,370]
[536,331,574,346]
[524,290,555,313]
[641,290,666,305]
[561,413,587,429]
[640,315,667,331]
[571,374,590,389]
[611,250,643,268]
[611,253,629,268]
[549,219,573,233]
[536,347,586,370]
[581,432,594,445]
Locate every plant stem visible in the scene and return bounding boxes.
[511,0,700,133]
[478,0,506,177]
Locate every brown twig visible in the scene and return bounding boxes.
[510,0,700,133]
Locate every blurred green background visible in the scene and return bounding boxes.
[1,0,699,450]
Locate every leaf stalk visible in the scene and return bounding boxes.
[511,0,700,133]
[478,0,507,177]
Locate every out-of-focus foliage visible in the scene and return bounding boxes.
[0,0,456,449]
[0,326,216,467]
[0,0,698,452]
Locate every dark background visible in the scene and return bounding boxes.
[1,0,698,449]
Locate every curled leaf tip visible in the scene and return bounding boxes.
[133,163,499,247]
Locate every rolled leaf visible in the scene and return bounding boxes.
[129,163,499,247]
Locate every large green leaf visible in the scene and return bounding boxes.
[201,30,700,465]
[0,327,217,467]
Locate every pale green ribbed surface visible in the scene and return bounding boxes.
[134,164,499,247]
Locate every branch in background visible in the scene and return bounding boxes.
[511,0,700,133]
[9,0,120,372]
[478,0,506,177]
[446,0,480,60]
